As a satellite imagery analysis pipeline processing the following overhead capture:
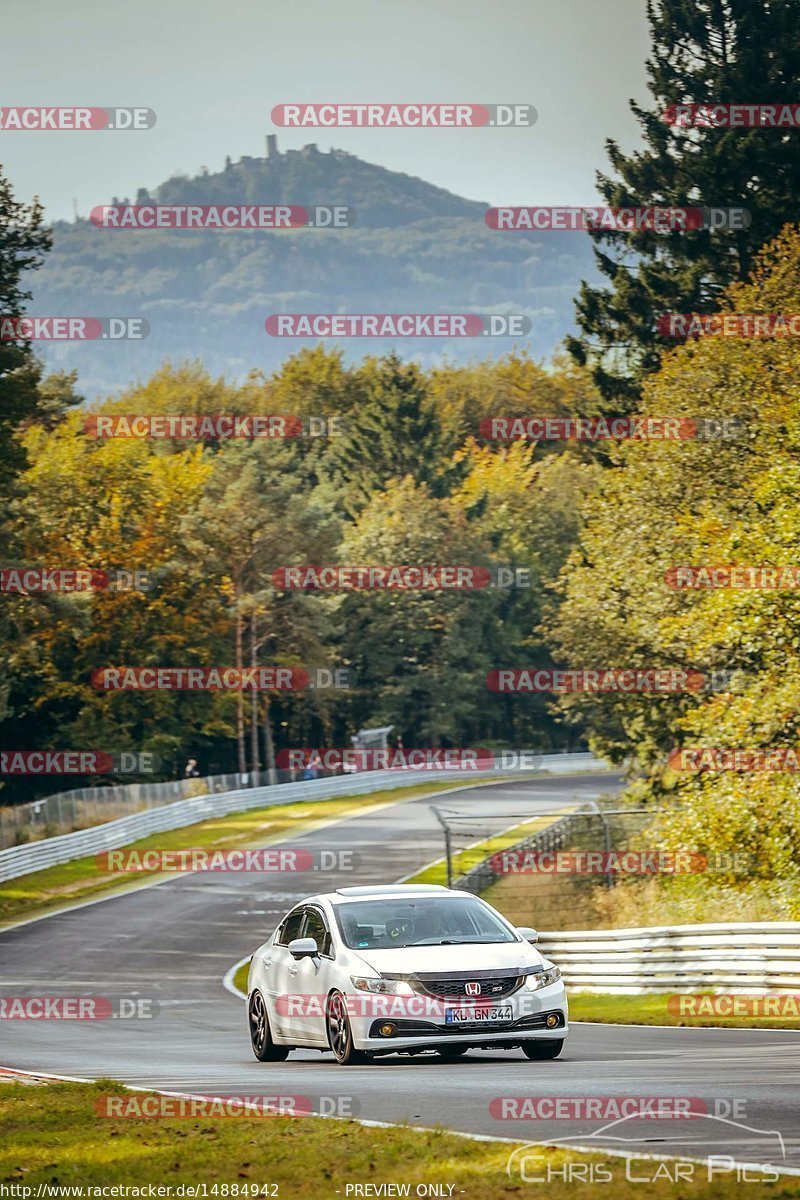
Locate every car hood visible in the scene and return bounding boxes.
[350,940,544,977]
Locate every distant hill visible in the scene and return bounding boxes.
[151,140,489,227]
[29,140,598,396]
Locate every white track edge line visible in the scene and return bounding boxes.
[2,1064,798,1177]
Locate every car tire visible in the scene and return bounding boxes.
[248,990,289,1061]
[436,1044,469,1060]
[326,991,367,1065]
[521,1038,564,1060]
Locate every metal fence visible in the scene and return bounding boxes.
[535,923,800,993]
[0,752,609,884]
[440,802,648,930]
[0,765,357,851]
[0,771,256,850]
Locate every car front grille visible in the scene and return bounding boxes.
[415,975,523,1000]
[367,1009,564,1039]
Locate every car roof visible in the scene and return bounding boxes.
[320,884,459,905]
[282,885,477,913]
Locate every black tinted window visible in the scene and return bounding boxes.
[335,897,516,949]
[303,907,332,955]
[277,908,305,945]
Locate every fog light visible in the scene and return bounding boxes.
[380,1022,396,1037]
[546,1013,560,1029]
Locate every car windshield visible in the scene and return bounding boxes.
[334,897,518,949]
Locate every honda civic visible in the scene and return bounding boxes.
[246,884,567,1064]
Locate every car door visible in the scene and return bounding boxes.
[287,905,337,1046]
[265,906,306,1040]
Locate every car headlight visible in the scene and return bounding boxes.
[524,966,561,991]
[351,976,415,996]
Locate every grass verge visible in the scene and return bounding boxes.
[1,1079,797,1198]
[569,991,800,1030]
[0,779,489,928]
[233,961,249,995]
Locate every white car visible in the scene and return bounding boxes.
[246,884,568,1064]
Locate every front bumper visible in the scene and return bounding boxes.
[349,981,569,1052]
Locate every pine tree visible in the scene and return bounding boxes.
[567,0,800,411]
[0,165,51,508]
[329,354,458,514]
[0,167,51,724]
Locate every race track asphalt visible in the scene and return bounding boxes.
[1,772,799,1173]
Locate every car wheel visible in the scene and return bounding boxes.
[326,991,367,1065]
[437,1044,469,1060]
[248,990,289,1061]
[521,1038,564,1060]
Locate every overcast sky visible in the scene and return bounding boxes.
[3,0,651,222]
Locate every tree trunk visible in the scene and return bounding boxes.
[235,593,246,777]
[262,697,278,786]
[249,609,260,787]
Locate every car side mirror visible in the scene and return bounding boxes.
[288,937,319,960]
[516,926,538,944]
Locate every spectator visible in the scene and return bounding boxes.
[184,758,200,779]
[303,752,323,781]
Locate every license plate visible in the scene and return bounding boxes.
[444,1004,513,1025]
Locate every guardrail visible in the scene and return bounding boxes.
[536,923,800,993]
[0,752,608,884]
[0,770,268,850]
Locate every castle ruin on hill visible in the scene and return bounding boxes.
[224,135,337,170]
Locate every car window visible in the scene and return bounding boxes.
[334,897,517,949]
[276,907,305,945]
[302,907,332,956]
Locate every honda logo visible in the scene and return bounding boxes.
[465,981,481,996]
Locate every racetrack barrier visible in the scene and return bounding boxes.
[0,751,606,884]
[535,923,800,993]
